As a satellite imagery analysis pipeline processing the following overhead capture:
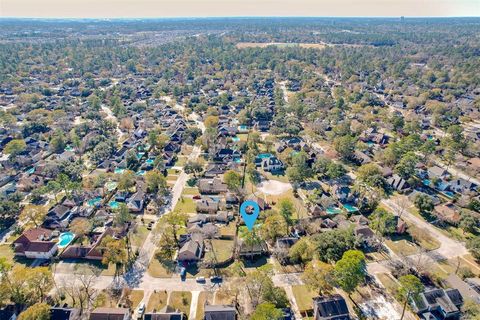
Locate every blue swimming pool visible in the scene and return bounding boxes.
[109,201,120,209]
[58,232,75,248]
[257,153,273,159]
[114,168,125,174]
[343,203,359,212]
[145,158,154,165]
[238,125,248,131]
[326,207,342,215]
[232,136,240,142]
[136,170,146,176]
[87,197,102,207]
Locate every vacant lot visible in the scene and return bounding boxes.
[169,291,192,316]
[147,291,168,312]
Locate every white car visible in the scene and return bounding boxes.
[195,276,206,283]
[137,302,145,319]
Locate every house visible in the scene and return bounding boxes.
[246,195,268,211]
[411,288,463,320]
[449,178,477,194]
[13,227,58,259]
[127,191,145,213]
[313,294,350,320]
[89,307,130,320]
[238,238,266,257]
[434,203,461,224]
[144,305,185,320]
[196,198,220,214]
[387,174,410,192]
[213,149,241,164]
[198,178,228,194]
[50,307,81,320]
[275,237,299,251]
[177,233,204,262]
[0,304,17,320]
[428,166,450,180]
[204,305,237,320]
[259,156,284,172]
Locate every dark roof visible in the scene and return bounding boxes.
[313,294,350,320]
[51,307,81,320]
[204,305,236,320]
[89,307,129,320]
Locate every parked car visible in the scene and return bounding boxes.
[137,302,145,319]
[193,195,201,200]
[210,276,223,283]
[180,267,186,281]
[196,276,206,283]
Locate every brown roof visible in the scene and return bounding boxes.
[90,308,129,320]
[13,227,56,254]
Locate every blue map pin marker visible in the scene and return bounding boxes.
[240,200,260,231]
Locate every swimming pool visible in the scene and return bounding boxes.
[87,196,102,207]
[343,203,359,212]
[136,170,146,176]
[326,207,342,215]
[109,201,120,209]
[136,152,145,160]
[257,153,273,159]
[232,136,240,142]
[114,168,125,174]
[58,232,75,248]
[145,158,154,165]
[238,125,248,131]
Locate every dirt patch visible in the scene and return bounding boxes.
[257,180,292,195]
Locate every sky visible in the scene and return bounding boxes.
[0,0,479,18]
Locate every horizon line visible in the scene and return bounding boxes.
[1,15,480,20]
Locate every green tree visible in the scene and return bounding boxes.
[395,152,418,180]
[4,139,26,158]
[413,193,434,216]
[288,237,314,264]
[145,169,167,194]
[334,250,367,298]
[223,170,242,191]
[251,303,283,320]
[333,135,356,160]
[459,213,479,234]
[117,170,135,191]
[18,303,50,320]
[278,199,294,228]
[369,208,397,237]
[260,213,287,243]
[397,275,424,320]
[302,260,334,295]
[467,236,480,261]
[356,163,386,190]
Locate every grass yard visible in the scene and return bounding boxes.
[291,285,316,313]
[195,292,209,320]
[236,133,249,141]
[169,291,192,316]
[448,256,480,276]
[0,244,14,264]
[385,239,419,256]
[214,290,236,305]
[121,289,144,309]
[53,260,116,276]
[204,239,235,263]
[167,174,178,182]
[148,253,175,278]
[174,156,187,167]
[272,259,303,274]
[408,224,440,251]
[95,290,119,308]
[261,189,308,219]
[168,168,181,175]
[220,223,236,238]
[173,197,197,214]
[183,187,200,196]
[147,291,168,312]
[130,225,149,248]
[376,273,399,296]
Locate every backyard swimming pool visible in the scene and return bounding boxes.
[257,153,273,159]
[232,136,240,142]
[109,201,120,209]
[326,207,342,215]
[114,168,125,174]
[58,232,75,248]
[136,170,146,176]
[145,158,154,165]
[87,196,102,207]
[343,203,359,213]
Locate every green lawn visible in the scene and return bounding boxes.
[121,289,144,310]
[204,239,234,263]
[291,285,316,313]
[173,197,197,215]
[147,291,168,312]
[385,239,419,256]
[376,273,398,296]
[148,253,175,278]
[169,291,192,316]
[183,187,200,196]
[174,156,187,167]
[130,225,149,248]
[0,244,14,264]
[408,224,440,251]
